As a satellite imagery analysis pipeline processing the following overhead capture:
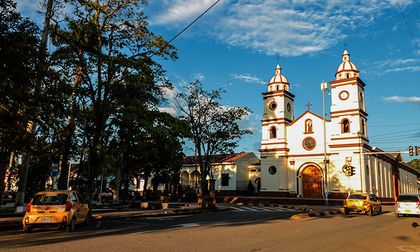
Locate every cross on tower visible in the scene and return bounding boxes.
[305,102,312,111]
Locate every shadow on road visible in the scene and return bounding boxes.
[0,211,297,248]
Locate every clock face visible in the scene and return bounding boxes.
[302,137,316,151]
[269,101,277,110]
[339,90,349,100]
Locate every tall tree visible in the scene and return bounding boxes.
[52,0,176,202]
[0,0,40,201]
[176,80,252,208]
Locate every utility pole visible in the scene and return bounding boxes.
[321,81,329,205]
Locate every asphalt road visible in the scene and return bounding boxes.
[0,206,419,252]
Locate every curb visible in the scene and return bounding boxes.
[289,207,344,220]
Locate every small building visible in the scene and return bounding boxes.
[180,152,260,195]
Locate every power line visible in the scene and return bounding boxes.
[167,0,221,44]
[411,0,420,19]
[396,1,420,51]
[369,128,420,138]
[369,122,420,127]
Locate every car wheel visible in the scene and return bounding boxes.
[369,208,374,216]
[344,208,350,215]
[66,218,76,232]
[23,226,32,233]
[378,206,382,215]
[84,211,92,226]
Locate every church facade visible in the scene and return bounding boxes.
[259,50,419,201]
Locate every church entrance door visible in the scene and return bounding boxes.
[302,165,323,198]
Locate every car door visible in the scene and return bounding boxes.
[369,194,377,211]
[70,192,82,223]
[76,192,89,221]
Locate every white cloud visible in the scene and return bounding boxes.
[152,0,218,25]
[383,96,420,103]
[152,1,410,56]
[194,72,205,81]
[370,58,420,75]
[231,73,266,85]
[158,107,178,115]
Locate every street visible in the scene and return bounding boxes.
[0,206,419,252]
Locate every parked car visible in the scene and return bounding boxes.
[22,190,90,233]
[394,194,420,217]
[344,193,382,216]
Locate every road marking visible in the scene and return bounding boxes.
[260,207,276,212]
[278,207,296,212]
[241,207,259,212]
[145,217,174,221]
[230,206,246,212]
[96,221,102,228]
[395,245,420,252]
[178,223,200,228]
[231,206,297,212]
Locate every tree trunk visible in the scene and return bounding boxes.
[58,64,83,189]
[142,172,150,199]
[112,171,121,205]
[16,0,54,206]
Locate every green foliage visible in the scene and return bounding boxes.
[1,0,184,202]
[176,80,252,206]
[407,159,420,171]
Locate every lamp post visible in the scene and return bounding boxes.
[321,81,329,205]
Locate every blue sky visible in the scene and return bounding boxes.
[17,0,420,161]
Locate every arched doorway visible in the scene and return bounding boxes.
[180,171,190,187]
[255,177,261,194]
[302,165,323,198]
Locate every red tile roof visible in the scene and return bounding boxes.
[182,152,252,165]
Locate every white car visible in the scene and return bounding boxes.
[395,194,420,217]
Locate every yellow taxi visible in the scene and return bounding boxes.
[22,191,90,233]
[344,193,382,216]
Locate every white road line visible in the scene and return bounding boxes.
[241,206,259,212]
[275,207,295,212]
[230,206,246,212]
[178,223,200,228]
[259,207,276,212]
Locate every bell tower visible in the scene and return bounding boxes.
[260,64,295,195]
[329,49,369,147]
[260,65,294,151]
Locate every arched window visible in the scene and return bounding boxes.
[341,119,350,133]
[269,126,277,139]
[361,119,366,135]
[360,92,364,107]
[304,119,313,133]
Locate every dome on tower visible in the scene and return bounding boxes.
[268,64,289,92]
[335,49,359,80]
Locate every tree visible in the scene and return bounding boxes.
[176,80,252,208]
[51,0,176,201]
[0,0,40,201]
[407,159,420,171]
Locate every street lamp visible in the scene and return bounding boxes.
[321,81,329,205]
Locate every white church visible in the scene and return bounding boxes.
[259,49,419,201]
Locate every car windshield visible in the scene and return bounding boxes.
[32,194,68,205]
[397,195,419,202]
[348,194,367,200]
